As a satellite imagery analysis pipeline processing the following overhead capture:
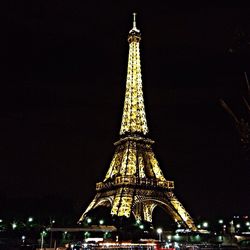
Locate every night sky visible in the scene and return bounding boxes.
[2,3,250,220]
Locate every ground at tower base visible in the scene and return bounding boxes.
[0,214,250,249]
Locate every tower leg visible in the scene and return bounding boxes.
[79,194,114,222]
[133,202,143,221]
[79,195,99,222]
[143,202,157,223]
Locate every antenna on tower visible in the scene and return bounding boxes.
[133,12,137,29]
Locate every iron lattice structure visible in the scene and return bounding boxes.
[79,14,197,231]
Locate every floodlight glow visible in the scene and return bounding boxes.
[41,230,47,236]
[157,228,163,234]
[203,222,208,228]
[28,217,33,222]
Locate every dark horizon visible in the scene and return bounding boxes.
[2,4,250,222]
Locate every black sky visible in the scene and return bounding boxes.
[2,3,250,220]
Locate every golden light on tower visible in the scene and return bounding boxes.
[120,13,148,136]
[79,13,197,231]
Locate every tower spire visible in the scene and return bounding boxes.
[133,12,137,30]
[120,13,148,136]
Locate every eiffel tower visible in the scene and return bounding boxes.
[79,14,197,231]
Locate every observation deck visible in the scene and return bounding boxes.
[96,176,174,191]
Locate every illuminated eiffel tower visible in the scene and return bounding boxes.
[79,14,197,231]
